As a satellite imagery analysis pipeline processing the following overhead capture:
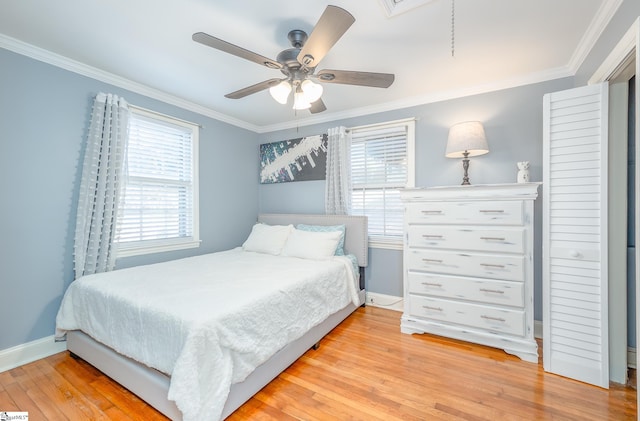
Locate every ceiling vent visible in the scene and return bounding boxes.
[379,0,437,17]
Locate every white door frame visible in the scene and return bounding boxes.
[589,16,640,393]
[608,66,633,383]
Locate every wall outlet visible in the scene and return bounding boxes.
[365,292,403,312]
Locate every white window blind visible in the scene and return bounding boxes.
[350,119,415,248]
[116,107,199,257]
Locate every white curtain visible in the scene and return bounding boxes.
[74,93,130,277]
[325,126,352,214]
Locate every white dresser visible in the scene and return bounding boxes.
[400,183,540,363]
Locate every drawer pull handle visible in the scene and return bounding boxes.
[422,258,443,263]
[422,234,444,239]
[423,305,443,311]
[480,236,506,241]
[480,263,505,269]
[479,209,505,213]
[421,210,443,214]
[422,282,443,287]
[481,315,506,322]
[479,288,505,294]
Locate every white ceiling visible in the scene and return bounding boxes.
[0,0,616,132]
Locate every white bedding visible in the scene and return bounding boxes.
[55,248,359,421]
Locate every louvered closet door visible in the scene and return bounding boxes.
[542,82,609,388]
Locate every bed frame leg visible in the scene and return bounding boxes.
[312,342,320,350]
[359,267,366,307]
[69,351,81,360]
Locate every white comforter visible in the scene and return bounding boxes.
[55,248,359,421]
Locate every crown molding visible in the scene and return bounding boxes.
[567,0,624,73]
[258,66,574,133]
[1,13,603,136]
[0,33,260,133]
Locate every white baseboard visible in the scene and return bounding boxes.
[365,292,404,312]
[534,320,543,339]
[629,347,637,369]
[0,335,67,373]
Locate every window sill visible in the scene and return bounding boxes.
[116,239,201,258]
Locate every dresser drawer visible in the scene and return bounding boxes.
[407,249,525,282]
[408,272,524,307]
[406,200,523,225]
[408,225,525,254]
[409,295,525,336]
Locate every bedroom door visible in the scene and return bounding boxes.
[542,82,610,388]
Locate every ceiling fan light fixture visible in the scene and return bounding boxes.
[301,79,323,103]
[293,88,311,110]
[269,81,291,104]
[194,6,394,114]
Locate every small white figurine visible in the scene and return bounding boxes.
[517,161,530,183]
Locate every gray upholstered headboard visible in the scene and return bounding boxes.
[257,213,368,267]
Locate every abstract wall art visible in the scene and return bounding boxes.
[259,134,328,184]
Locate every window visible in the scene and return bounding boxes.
[115,106,200,257]
[350,118,415,249]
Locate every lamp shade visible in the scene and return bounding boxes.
[445,121,489,158]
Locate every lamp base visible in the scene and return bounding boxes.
[461,153,471,185]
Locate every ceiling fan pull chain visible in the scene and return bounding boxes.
[451,0,455,57]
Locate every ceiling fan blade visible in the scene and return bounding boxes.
[297,6,355,68]
[315,69,395,88]
[225,78,282,99]
[309,98,327,114]
[193,32,282,70]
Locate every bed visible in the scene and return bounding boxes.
[55,213,368,421]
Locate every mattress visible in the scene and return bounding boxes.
[55,247,359,421]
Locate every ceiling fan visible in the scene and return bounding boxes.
[192,5,395,113]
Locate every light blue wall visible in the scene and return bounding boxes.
[0,48,260,350]
[258,78,574,318]
[3,0,639,352]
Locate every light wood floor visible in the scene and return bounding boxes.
[0,306,636,420]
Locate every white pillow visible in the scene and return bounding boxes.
[281,228,342,260]
[242,223,293,255]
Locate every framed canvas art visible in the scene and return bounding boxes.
[260,134,328,184]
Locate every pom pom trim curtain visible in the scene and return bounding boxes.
[74,93,129,277]
[325,126,352,215]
